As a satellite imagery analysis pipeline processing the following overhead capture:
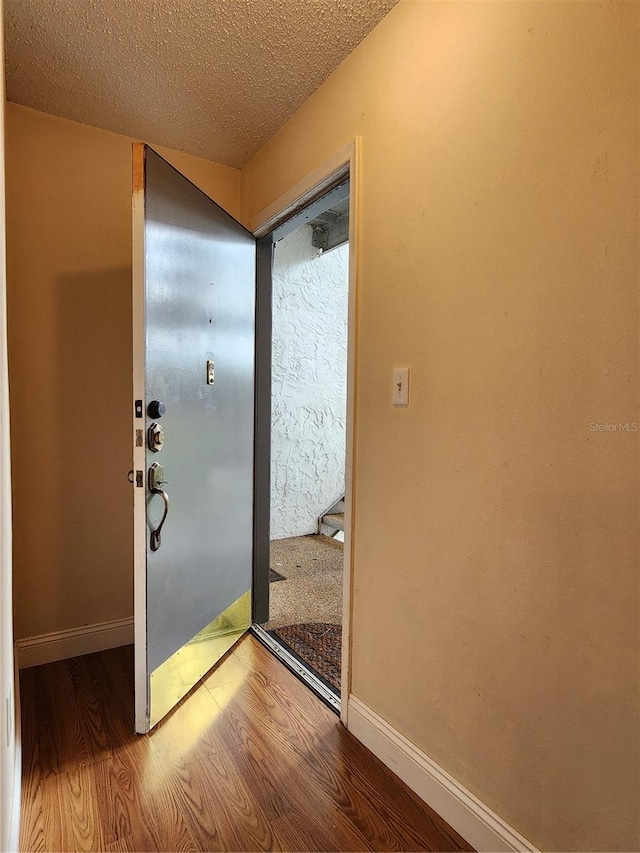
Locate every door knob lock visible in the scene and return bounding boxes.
[148,422,165,452]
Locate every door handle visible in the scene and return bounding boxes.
[149,489,169,551]
[148,462,169,552]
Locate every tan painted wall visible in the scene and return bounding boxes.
[6,103,240,641]
[242,2,639,850]
[0,1,18,846]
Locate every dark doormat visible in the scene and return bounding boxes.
[269,568,286,583]
[269,622,341,694]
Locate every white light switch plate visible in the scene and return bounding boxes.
[393,367,410,407]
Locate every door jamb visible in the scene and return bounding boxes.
[251,139,360,725]
[252,235,273,626]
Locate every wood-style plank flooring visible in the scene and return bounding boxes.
[19,635,473,852]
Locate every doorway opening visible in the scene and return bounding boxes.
[252,176,351,712]
[132,144,354,731]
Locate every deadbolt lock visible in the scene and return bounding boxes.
[148,422,165,453]
[148,400,166,418]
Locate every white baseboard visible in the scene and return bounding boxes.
[9,646,21,852]
[16,617,134,669]
[347,696,539,853]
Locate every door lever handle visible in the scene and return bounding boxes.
[148,462,169,552]
[149,488,169,551]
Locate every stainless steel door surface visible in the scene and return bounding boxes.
[132,145,255,731]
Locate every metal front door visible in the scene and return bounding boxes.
[132,145,255,732]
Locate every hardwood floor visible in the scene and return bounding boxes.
[19,634,473,852]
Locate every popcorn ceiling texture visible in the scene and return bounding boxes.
[4,0,399,168]
[271,226,348,540]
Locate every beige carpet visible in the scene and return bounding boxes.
[264,534,343,630]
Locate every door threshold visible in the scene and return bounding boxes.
[250,624,341,714]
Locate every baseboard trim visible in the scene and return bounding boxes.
[16,617,134,669]
[347,696,539,853]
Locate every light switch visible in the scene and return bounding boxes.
[393,368,410,407]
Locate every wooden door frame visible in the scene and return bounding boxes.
[250,139,360,723]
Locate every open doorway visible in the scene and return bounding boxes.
[253,178,351,711]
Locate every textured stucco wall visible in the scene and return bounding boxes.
[271,225,348,539]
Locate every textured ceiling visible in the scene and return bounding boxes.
[4,0,399,167]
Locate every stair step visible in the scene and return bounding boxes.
[317,495,346,537]
[322,512,344,531]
